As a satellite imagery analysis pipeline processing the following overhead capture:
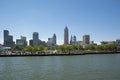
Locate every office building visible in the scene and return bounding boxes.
[29,32,47,46]
[3,30,14,47]
[47,34,57,47]
[83,35,90,44]
[33,32,39,46]
[53,34,56,45]
[29,39,33,46]
[101,41,115,45]
[64,26,69,45]
[70,35,76,45]
[16,36,27,47]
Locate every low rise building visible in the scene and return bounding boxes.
[101,41,115,45]
[16,36,27,47]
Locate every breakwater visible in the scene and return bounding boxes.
[0,51,119,57]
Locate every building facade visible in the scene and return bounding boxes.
[33,32,39,46]
[83,35,90,44]
[52,34,56,45]
[101,41,115,45]
[3,30,14,47]
[47,34,57,47]
[70,35,76,45]
[16,36,27,47]
[64,26,69,45]
[29,32,47,46]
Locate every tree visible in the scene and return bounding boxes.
[50,46,56,50]
[103,44,117,51]
[24,46,33,52]
[77,45,84,50]
[95,45,104,51]
[12,45,23,51]
[84,45,95,50]
[38,45,45,52]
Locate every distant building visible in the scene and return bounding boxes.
[29,39,33,46]
[3,30,14,47]
[47,34,57,47]
[16,36,27,47]
[70,35,76,45]
[29,32,47,46]
[116,39,120,46]
[47,38,53,47]
[64,26,69,45]
[53,34,56,45]
[33,32,39,46]
[83,35,90,44]
[101,41,115,45]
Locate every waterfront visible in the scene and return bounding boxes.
[0,54,120,80]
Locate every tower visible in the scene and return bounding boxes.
[83,35,90,44]
[3,30,14,47]
[53,33,56,45]
[33,32,39,46]
[64,26,69,45]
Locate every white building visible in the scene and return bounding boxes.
[116,39,120,49]
[16,36,27,47]
[47,34,57,47]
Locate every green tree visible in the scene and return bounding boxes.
[44,47,48,52]
[77,45,84,50]
[50,46,56,50]
[84,45,95,50]
[12,45,23,51]
[95,45,104,51]
[24,46,33,52]
[38,45,45,52]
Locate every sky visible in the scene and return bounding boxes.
[0,0,120,45]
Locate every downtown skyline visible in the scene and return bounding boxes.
[0,0,120,44]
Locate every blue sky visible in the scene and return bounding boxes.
[0,0,120,44]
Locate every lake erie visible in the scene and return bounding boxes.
[0,53,120,80]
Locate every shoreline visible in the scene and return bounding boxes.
[0,51,120,57]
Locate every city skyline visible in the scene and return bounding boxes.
[0,0,120,44]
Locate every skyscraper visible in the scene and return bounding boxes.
[53,33,56,45]
[64,26,69,45]
[4,30,9,44]
[83,35,90,44]
[33,32,39,46]
[70,35,76,45]
[47,34,57,47]
[3,30,14,47]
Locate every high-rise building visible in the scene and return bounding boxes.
[64,26,69,45]
[116,39,120,50]
[47,34,57,47]
[33,32,39,46]
[16,36,27,47]
[29,39,33,46]
[53,34,56,45]
[83,35,90,44]
[70,35,76,45]
[29,32,47,46]
[3,30,14,47]
[4,30,9,43]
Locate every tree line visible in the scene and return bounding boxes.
[11,44,117,53]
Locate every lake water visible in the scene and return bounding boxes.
[0,54,120,80]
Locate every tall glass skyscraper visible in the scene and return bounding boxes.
[53,33,56,45]
[64,26,69,45]
[3,30,14,47]
[33,32,39,46]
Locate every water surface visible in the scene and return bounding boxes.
[0,54,120,80]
